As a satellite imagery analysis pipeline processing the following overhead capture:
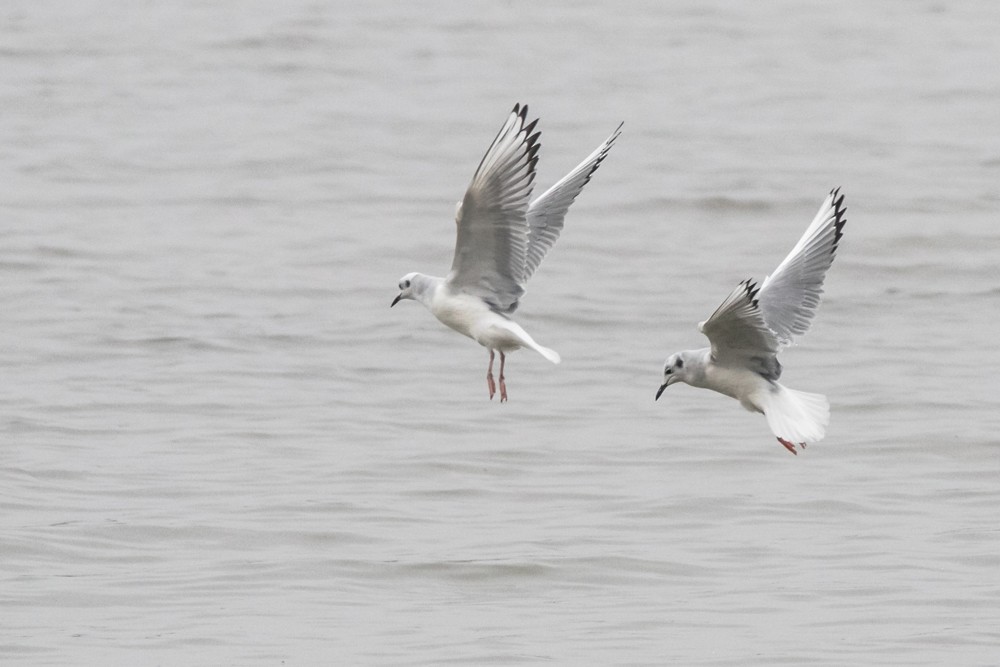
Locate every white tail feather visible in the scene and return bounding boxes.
[759,384,829,444]
[493,319,561,364]
[532,344,561,364]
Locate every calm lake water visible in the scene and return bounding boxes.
[3,1,999,664]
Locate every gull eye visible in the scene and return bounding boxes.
[402,279,411,289]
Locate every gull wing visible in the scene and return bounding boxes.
[447,104,539,314]
[522,122,623,283]
[699,280,782,379]
[758,188,847,347]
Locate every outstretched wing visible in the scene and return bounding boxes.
[758,188,847,347]
[448,104,540,313]
[699,280,781,379]
[521,122,623,283]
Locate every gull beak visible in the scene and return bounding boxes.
[391,293,402,308]
[655,382,668,401]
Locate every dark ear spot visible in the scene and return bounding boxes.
[676,358,684,369]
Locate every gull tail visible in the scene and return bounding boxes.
[496,320,561,364]
[531,343,561,365]
[758,384,830,447]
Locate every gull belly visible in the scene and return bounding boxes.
[700,362,771,414]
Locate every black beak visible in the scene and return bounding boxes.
[655,383,667,401]
[391,293,402,308]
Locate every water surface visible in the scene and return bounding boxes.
[3,2,999,664]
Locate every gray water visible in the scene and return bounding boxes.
[3,2,1000,664]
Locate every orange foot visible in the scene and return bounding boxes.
[777,437,803,455]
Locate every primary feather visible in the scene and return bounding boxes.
[448,104,539,313]
[758,188,847,347]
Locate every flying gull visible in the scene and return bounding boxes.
[656,189,847,454]
[393,104,622,401]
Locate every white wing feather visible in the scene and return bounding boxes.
[448,104,539,313]
[699,280,781,378]
[698,189,846,377]
[758,188,847,347]
[522,122,622,283]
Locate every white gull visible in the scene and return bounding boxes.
[656,189,847,454]
[392,104,622,401]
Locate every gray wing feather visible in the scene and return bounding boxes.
[758,188,847,347]
[699,280,782,379]
[448,104,540,313]
[522,122,623,283]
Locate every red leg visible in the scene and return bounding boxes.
[777,437,798,455]
[499,351,508,402]
[486,350,496,400]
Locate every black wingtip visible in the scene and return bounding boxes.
[520,111,542,150]
[579,121,625,185]
[526,133,542,158]
[605,122,624,151]
[741,278,761,306]
[829,186,847,249]
[607,122,624,147]
[525,156,540,185]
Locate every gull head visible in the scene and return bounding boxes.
[655,352,688,400]
[391,272,419,307]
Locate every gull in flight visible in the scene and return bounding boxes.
[655,189,847,454]
[392,104,622,401]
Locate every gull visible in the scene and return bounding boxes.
[655,189,847,454]
[392,104,622,401]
